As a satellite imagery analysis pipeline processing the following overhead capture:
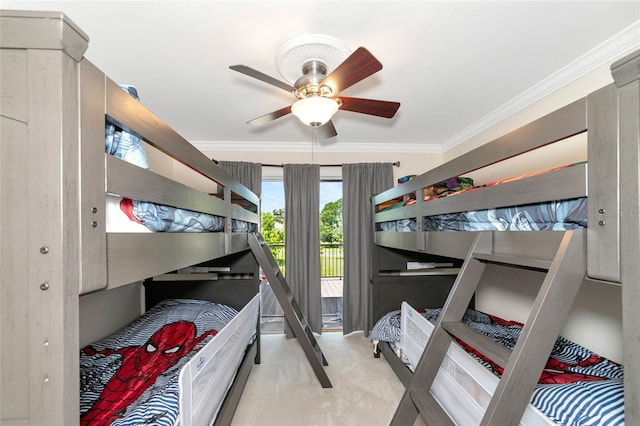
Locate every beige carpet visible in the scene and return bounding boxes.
[231,331,424,426]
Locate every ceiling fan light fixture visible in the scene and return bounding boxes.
[291,96,339,127]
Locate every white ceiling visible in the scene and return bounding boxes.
[5,1,640,153]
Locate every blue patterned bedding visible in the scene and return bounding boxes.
[424,197,587,231]
[377,198,587,232]
[106,85,256,233]
[371,308,624,425]
[80,299,238,425]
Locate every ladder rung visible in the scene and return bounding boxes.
[249,232,332,388]
[473,252,551,270]
[298,317,308,330]
[442,321,512,368]
[315,347,329,366]
[409,389,455,426]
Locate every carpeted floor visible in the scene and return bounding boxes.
[231,331,424,426]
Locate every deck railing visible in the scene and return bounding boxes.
[268,243,344,278]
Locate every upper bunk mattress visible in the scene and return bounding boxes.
[105,85,256,233]
[377,163,587,232]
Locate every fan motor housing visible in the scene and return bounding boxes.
[294,59,333,99]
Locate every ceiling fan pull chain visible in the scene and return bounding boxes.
[311,126,316,163]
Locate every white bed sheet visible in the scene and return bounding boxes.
[106,194,152,233]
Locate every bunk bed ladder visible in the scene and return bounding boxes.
[391,229,586,425]
[248,232,333,388]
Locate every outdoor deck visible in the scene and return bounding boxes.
[261,278,343,333]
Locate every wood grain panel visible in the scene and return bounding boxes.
[1,117,30,421]
[0,50,27,122]
[587,84,621,282]
[107,233,227,289]
[26,49,80,426]
[79,59,108,294]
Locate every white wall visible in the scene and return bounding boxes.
[476,267,623,363]
[444,62,615,162]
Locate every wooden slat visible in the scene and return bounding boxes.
[587,84,621,282]
[410,390,455,426]
[473,252,552,270]
[378,342,413,387]
[417,163,587,217]
[375,203,417,222]
[79,59,108,294]
[442,321,512,368]
[104,78,258,206]
[373,97,587,206]
[107,233,227,289]
[375,231,421,252]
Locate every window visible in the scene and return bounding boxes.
[258,179,344,333]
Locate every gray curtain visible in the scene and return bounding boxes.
[284,164,322,336]
[342,163,393,335]
[217,160,262,196]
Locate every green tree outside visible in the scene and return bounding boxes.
[260,200,344,277]
[320,199,342,243]
[261,211,284,244]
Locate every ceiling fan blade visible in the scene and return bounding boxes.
[247,105,292,126]
[338,97,400,118]
[320,47,383,94]
[230,65,295,93]
[317,120,337,139]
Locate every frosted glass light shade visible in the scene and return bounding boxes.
[291,96,339,127]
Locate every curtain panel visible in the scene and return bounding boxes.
[284,164,322,335]
[217,160,262,196]
[342,163,393,335]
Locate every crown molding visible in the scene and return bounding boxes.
[195,21,640,157]
[192,140,443,154]
[441,20,640,153]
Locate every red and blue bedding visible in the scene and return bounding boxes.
[80,299,238,425]
[371,308,624,425]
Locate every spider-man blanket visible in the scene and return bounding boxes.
[80,299,238,426]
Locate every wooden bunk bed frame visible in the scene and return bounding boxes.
[371,49,640,425]
[1,10,261,425]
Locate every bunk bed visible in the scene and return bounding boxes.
[0,10,261,426]
[370,49,640,425]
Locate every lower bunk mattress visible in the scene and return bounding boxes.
[372,302,624,425]
[80,295,260,426]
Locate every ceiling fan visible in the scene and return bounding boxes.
[229,35,400,139]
